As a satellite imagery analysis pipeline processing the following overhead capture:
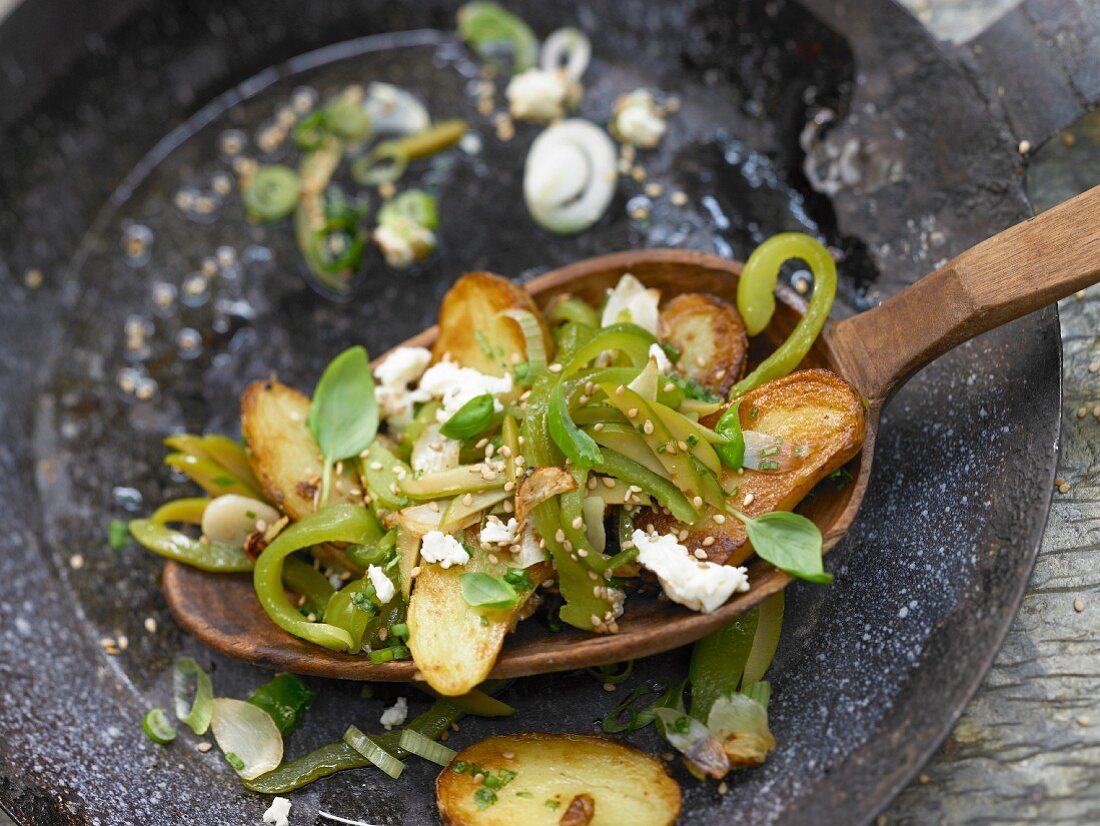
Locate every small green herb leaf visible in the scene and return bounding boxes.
[503,567,533,591]
[440,393,494,440]
[460,572,519,609]
[109,518,131,550]
[733,510,832,584]
[714,401,745,470]
[308,346,379,503]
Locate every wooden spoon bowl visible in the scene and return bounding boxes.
[163,185,1100,682]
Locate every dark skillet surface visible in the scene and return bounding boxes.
[0,1,1058,824]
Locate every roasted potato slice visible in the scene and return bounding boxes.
[436,733,681,826]
[240,380,362,520]
[433,272,552,378]
[642,368,866,565]
[408,530,551,696]
[660,292,748,395]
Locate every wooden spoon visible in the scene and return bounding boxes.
[163,184,1100,682]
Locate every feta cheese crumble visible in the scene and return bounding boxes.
[601,273,660,334]
[262,796,292,826]
[611,89,667,149]
[480,516,519,545]
[374,347,432,428]
[418,361,514,417]
[367,565,395,605]
[372,218,437,268]
[632,529,749,613]
[506,68,581,122]
[380,696,408,730]
[420,530,470,569]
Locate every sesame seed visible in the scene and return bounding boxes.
[677,440,688,452]
[627,407,639,418]
[502,751,515,759]
[411,566,422,577]
[615,385,625,396]
[692,495,704,508]
[572,516,584,529]
[743,492,756,506]
[643,418,654,434]
[144,617,157,634]
[577,548,589,557]
[1074,597,1085,612]
[504,481,516,491]
[703,536,716,546]
[602,477,617,488]
[463,493,474,506]
[69,554,84,570]
[548,363,563,373]
[694,549,708,559]
[1018,139,1031,155]
[555,529,566,543]
[670,191,689,206]
[593,422,605,432]
[197,741,213,753]
[117,635,129,650]
[714,514,726,524]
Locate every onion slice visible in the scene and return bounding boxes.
[524,119,616,235]
[500,308,548,373]
[173,657,214,736]
[398,728,458,766]
[343,725,405,779]
[540,28,592,81]
[210,697,284,780]
[364,82,430,136]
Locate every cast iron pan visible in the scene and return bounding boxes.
[0,0,1096,824]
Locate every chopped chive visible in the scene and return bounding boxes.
[108,518,130,550]
[474,787,497,810]
[391,623,410,639]
[225,752,246,771]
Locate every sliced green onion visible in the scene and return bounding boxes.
[142,708,177,745]
[242,165,301,222]
[440,394,495,440]
[587,660,633,686]
[524,119,616,235]
[210,697,284,780]
[351,144,409,186]
[501,308,548,373]
[457,2,538,73]
[398,728,458,766]
[343,725,405,779]
[378,189,439,230]
[173,657,213,735]
[391,623,410,639]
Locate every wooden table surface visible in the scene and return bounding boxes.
[2,1,1094,825]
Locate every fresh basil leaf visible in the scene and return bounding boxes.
[308,346,378,501]
[440,394,494,440]
[714,401,745,470]
[459,572,519,609]
[736,510,832,584]
[547,384,602,467]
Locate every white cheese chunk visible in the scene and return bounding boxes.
[367,564,395,605]
[601,273,660,334]
[420,530,470,569]
[506,68,577,122]
[419,361,513,416]
[480,516,519,546]
[632,529,749,613]
[380,696,408,730]
[262,796,291,826]
[375,346,431,388]
[611,89,667,149]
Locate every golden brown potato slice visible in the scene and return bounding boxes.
[408,527,551,696]
[642,368,866,565]
[432,272,552,378]
[660,292,748,395]
[240,380,362,520]
[436,733,681,826]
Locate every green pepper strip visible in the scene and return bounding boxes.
[548,296,600,329]
[591,450,699,525]
[151,497,210,526]
[282,556,336,618]
[244,687,504,793]
[164,434,264,496]
[689,606,759,721]
[163,453,264,500]
[354,120,467,185]
[457,2,539,72]
[561,323,657,377]
[129,519,252,573]
[731,233,837,398]
[253,505,377,653]
[521,371,612,630]
[323,577,375,653]
[247,673,316,736]
[294,137,356,293]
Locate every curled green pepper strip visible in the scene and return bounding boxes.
[731,233,837,398]
[352,120,467,186]
[163,453,264,501]
[561,323,657,377]
[129,519,252,573]
[548,296,600,329]
[253,504,378,653]
[457,2,538,72]
[151,497,210,526]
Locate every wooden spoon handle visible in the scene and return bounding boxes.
[827,184,1100,402]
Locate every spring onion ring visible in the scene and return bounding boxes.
[142,708,177,745]
[540,28,591,81]
[500,308,548,373]
[173,657,214,735]
[457,2,539,73]
[343,726,405,779]
[398,728,458,766]
[524,119,616,235]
